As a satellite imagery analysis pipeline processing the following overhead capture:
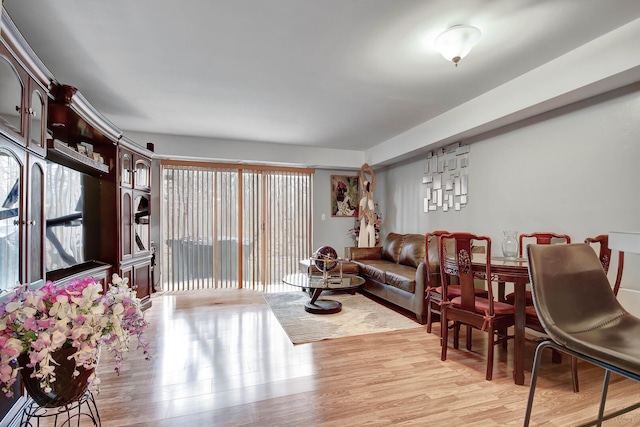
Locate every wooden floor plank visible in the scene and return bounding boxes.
[56,288,640,426]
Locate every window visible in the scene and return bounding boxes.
[162,161,313,292]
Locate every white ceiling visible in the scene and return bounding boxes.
[4,0,640,155]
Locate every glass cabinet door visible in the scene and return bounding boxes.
[28,89,46,154]
[0,147,22,291]
[134,194,150,253]
[0,55,24,139]
[134,160,150,189]
[28,161,44,283]
[121,191,132,258]
[121,152,132,187]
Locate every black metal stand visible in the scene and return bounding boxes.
[20,390,101,427]
[524,339,640,427]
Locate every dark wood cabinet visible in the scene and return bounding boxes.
[0,14,50,157]
[0,10,53,424]
[118,139,154,309]
[27,86,47,156]
[0,45,26,142]
[0,8,155,424]
[0,14,50,293]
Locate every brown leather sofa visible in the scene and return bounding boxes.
[346,232,438,324]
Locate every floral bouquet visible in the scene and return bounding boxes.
[0,274,150,397]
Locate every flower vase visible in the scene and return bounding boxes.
[18,347,94,408]
[502,230,518,259]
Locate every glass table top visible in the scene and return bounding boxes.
[282,273,365,290]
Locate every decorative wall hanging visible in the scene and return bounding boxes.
[423,143,469,212]
[357,163,376,247]
[331,175,359,217]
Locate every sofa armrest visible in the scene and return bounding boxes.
[345,246,382,261]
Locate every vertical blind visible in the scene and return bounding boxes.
[161,161,313,292]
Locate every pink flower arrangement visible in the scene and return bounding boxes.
[0,274,150,397]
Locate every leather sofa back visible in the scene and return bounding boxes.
[381,232,405,263]
[379,232,427,268]
[399,234,426,268]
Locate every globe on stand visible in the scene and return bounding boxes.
[313,246,338,280]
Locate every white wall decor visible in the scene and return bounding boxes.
[423,143,469,213]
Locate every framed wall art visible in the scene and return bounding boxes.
[330,175,359,217]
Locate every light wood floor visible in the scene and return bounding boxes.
[88,288,640,426]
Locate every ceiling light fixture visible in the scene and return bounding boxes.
[434,25,482,67]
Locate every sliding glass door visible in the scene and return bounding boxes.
[162,161,312,292]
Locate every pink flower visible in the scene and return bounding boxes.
[24,317,38,331]
[0,274,151,397]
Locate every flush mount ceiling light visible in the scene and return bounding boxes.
[434,25,482,67]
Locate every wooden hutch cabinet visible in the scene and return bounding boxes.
[0,6,51,296]
[0,9,54,424]
[0,8,154,425]
[46,83,121,286]
[118,138,154,308]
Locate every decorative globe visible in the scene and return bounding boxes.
[313,246,338,272]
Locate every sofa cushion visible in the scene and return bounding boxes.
[355,260,388,283]
[348,246,382,261]
[381,232,405,263]
[384,264,417,293]
[398,234,426,268]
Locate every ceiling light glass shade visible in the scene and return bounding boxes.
[434,25,482,66]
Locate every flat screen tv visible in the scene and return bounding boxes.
[45,161,97,274]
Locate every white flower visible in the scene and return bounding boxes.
[51,330,66,348]
[5,302,21,313]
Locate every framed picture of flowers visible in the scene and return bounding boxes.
[330,175,359,217]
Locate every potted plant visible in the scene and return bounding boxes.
[0,274,150,407]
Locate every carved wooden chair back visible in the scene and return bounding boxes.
[519,232,571,257]
[584,234,625,296]
[424,230,450,334]
[439,233,492,313]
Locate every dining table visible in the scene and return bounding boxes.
[455,254,531,385]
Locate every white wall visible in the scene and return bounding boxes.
[378,83,640,314]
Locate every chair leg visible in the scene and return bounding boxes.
[524,340,550,427]
[596,370,611,426]
[440,309,448,361]
[551,348,563,364]
[466,326,472,351]
[486,326,494,381]
[453,322,460,349]
[500,327,508,350]
[571,356,579,393]
[426,301,437,334]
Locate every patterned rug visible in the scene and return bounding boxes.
[263,291,422,344]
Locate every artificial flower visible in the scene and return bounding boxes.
[0,274,150,397]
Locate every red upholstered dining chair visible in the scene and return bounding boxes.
[505,232,572,306]
[425,230,449,334]
[425,231,489,335]
[585,234,625,296]
[439,232,515,380]
[519,232,572,258]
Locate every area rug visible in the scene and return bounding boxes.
[263,291,422,344]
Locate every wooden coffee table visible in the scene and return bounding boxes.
[282,273,365,314]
